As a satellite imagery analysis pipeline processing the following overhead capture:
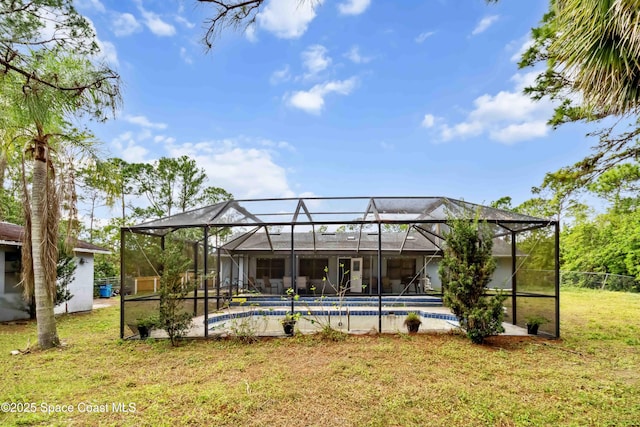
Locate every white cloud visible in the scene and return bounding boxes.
[415,31,435,43]
[136,128,153,141]
[154,135,176,144]
[510,37,534,63]
[490,121,548,144]
[76,0,106,13]
[270,65,291,85]
[175,15,195,29]
[432,70,555,144]
[96,40,119,66]
[135,1,176,37]
[421,114,435,128]
[471,15,499,36]
[82,18,119,67]
[440,121,484,141]
[245,24,258,42]
[302,44,331,76]
[165,139,295,198]
[259,138,295,151]
[111,12,142,37]
[345,46,372,64]
[337,0,371,15]
[511,70,541,91]
[287,77,357,114]
[144,14,176,36]
[180,47,193,64]
[111,132,150,163]
[124,115,168,129]
[257,0,323,39]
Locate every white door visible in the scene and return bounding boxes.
[350,258,363,293]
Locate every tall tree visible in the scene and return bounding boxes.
[133,156,232,220]
[6,52,119,349]
[2,0,121,349]
[1,0,116,91]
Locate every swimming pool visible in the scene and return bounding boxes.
[207,307,458,336]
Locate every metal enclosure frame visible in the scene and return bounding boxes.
[120,196,560,339]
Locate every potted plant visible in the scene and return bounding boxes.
[525,315,548,335]
[136,315,158,339]
[280,312,299,336]
[403,312,422,333]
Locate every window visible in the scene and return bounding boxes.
[386,258,415,280]
[256,258,285,278]
[299,258,329,280]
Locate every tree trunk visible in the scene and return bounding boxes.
[32,141,59,349]
[0,153,6,220]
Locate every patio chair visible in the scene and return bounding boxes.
[296,276,307,294]
[263,276,274,294]
[248,276,261,293]
[382,277,391,293]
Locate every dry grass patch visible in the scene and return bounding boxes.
[1,288,639,426]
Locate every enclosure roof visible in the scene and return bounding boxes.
[128,196,551,234]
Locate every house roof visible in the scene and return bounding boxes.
[220,230,516,256]
[0,222,110,254]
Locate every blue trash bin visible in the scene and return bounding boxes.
[99,284,112,298]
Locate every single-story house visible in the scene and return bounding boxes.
[0,221,110,322]
[218,230,517,295]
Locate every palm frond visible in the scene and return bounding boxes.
[552,0,640,115]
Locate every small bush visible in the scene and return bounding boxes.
[157,241,194,346]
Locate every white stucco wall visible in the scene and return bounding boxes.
[490,258,513,289]
[423,256,512,291]
[54,254,95,314]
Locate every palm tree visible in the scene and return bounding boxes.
[6,52,120,349]
[530,0,640,117]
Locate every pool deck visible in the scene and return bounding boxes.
[145,302,529,339]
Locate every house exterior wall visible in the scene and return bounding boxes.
[491,258,513,289]
[55,254,95,314]
[239,252,514,294]
[0,248,30,322]
[424,256,512,291]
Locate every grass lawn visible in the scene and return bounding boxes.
[1,288,639,426]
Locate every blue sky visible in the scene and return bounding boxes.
[74,0,597,208]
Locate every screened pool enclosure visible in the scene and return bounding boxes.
[120,196,560,339]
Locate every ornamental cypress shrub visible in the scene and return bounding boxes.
[439,216,506,344]
[158,240,194,346]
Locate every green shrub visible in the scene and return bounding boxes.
[439,215,506,344]
[157,240,194,346]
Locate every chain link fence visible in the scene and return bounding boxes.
[560,271,639,292]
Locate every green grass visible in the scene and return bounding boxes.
[1,288,639,426]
